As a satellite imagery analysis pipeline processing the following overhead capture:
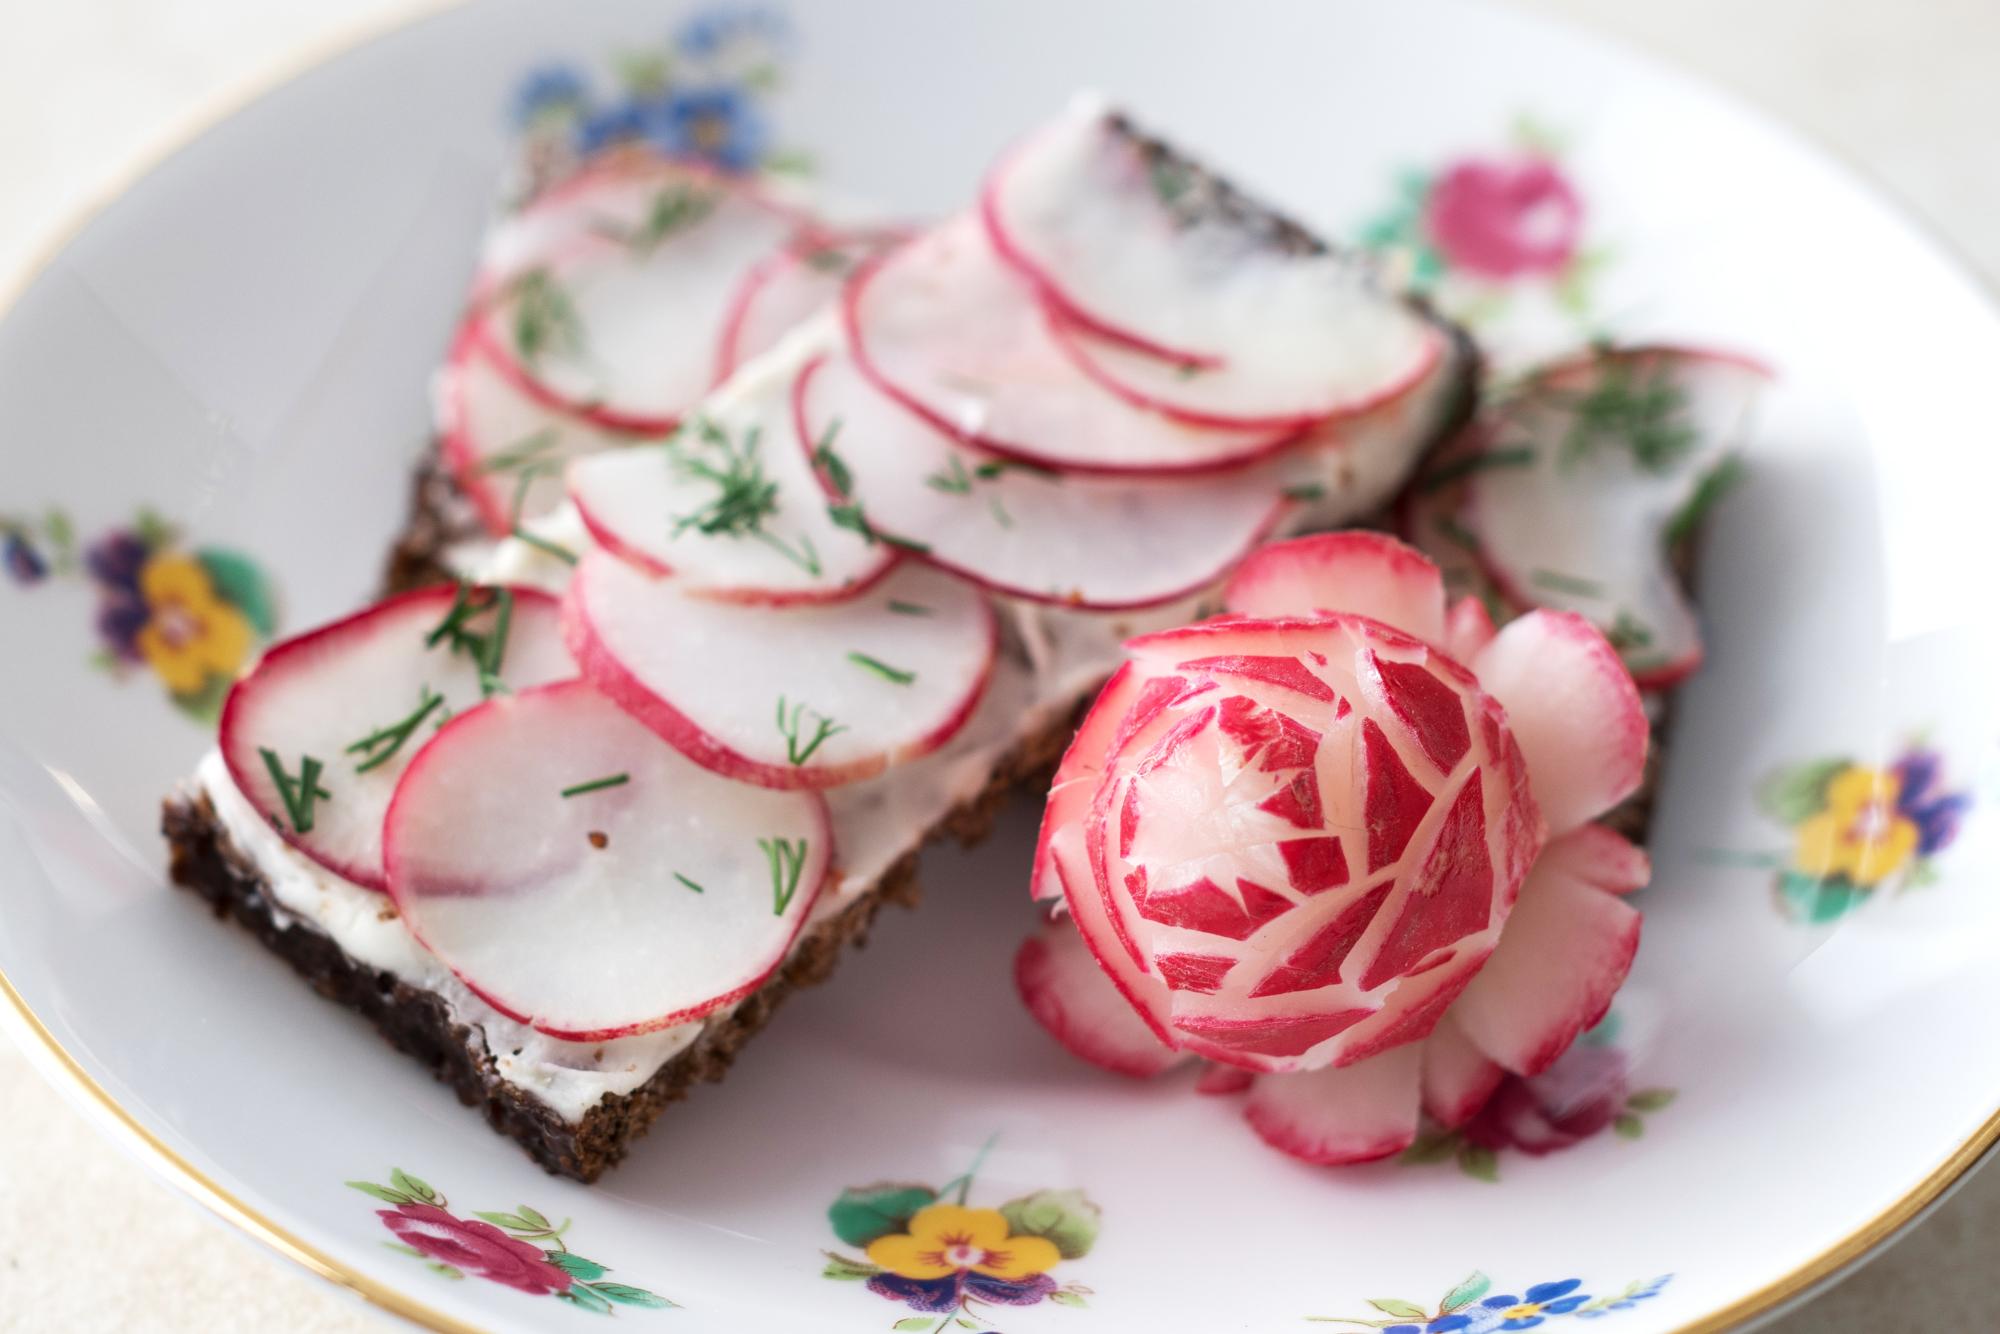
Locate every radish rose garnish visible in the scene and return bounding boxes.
[1016,532,1651,1164]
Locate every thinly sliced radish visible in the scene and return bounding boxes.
[843,217,1305,476]
[480,173,806,434]
[1444,595,1498,661]
[1448,843,1643,1077]
[1420,1012,1505,1129]
[1221,533,1447,644]
[382,680,830,1040]
[1014,917,1182,1078]
[219,585,573,890]
[565,552,997,789]
[1031,662,1154,903]
[1049,814,1177,1048]
[982,101,1442,430]
[1472,610,1647,836]
[796,354,1286,609]
[1195,1063,1254,1095]
[568,361,894,604]
[1243,1043,1423,1165]
[437,320,639,537]
[1535,822,1651,895]
[1461,345,1772,687]
[715,229,905,383]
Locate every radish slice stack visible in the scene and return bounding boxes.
[1406,344,1771,689]
[1013,532,1656,1165]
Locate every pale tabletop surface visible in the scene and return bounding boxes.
[2,1,1995,1330]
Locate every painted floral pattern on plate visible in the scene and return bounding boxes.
[822,1137,1094,1332]
[348,1169,673,1314]
[1310,1270,1671,1331]
[2,506,277,722]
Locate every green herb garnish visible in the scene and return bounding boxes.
[988,497,1013,528]
[561,773,630,798]
[509,267,584,368]
[925,454,975,495]
[847,652,916,685]
[811,420,853,494]
[1281,482,1327,503]
[776,696,846,766]
[474,428,561,476]
[1664,454,1745,550]
[673,872,706,894]
[1553,357,1696,474]
[593,183,718,255]
[1417,445,1538,493]
[759,836,810,916]
[886,600,933,617]
[260,748,331,834]
[1608,609,1654,651]
[826,502,876,545]
[1431,515,1481,552]
[425,583,516,697]
[346,687,446,774]
[1531,569,1604,597]
[668,418,821,575]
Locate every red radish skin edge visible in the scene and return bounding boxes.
[569,474,902,608]
[1469,539,1704,692]
[1243,1101,1416,1166]
[976,154,1225,371]
[712,225,914,385]
[1047,312,1447,435]
[1013,930,1179,1079]
[1195,1063,1255,1095]
[217,584,564,892]
[465,313,682,439]
[561,568,1002,790]
[437,321,534,537]
[380,682,833,1040]
[836,248,1315,480]
[1049,829,1180,1050]
[790,355,1296,610]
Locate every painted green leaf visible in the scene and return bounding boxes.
[549,1251,609,1280]
[954,1318,979,1330]
[997,1188,1101,1260]
[1049,1289,1089,1309]
[1906,859,1942,889]
[892,1319,936,1332]
[387,1169,437,1204]
[1755,759,1845,826]
[1626,1088,1678,1113]
[427,1263,465,1281]
[1457,1144,1500,1183]
[346,1181,410,1205]
[1367,1299,1429,1319]
[1614,1113,1645,1139]
[476,1211,532,1230]
[762,148,817,177]
[593,1282,674,1308]
[518,1204,552,1229]
[558,1284,615,1315]
[1398,1131,1460,1165]
[196,548,279,637]
[381,1243,423,1258]
[829,1182,937,1248]
[822,1251,882,1281]
[170,673,232,725]
[1442,1271,1491,1312]
[1778,870,1864,924]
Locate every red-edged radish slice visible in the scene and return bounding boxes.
[1472,610,1647,836]
[1046,814,1177,1048]
[480,175,806,434]
[219,585,572,890]
[1444,595,1498,662]
[1195,1063,1254,1095]
[565,552,997,790]
[796,354,1286,609]
[437,319,641,538]
[1243,1043,1423,1165]
[1420,1012,1506,1129]
[1535,822,1651,895]
[568,362,894,604]
[1460,345,1771,688]
[1222,532,1448,644]
[1447,841,1643,1077]
[382,680,830,1040]
[982,101,1442,430]
[843,217,1304,476]
[1014,916,1183,1078]
[715,229,906,383]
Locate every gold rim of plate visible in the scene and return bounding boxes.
[0,2,1994,1330]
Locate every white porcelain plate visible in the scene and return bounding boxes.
[4,2,1999,1330]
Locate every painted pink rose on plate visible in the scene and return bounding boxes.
[378,1203,575,1295]
[1423,155,1584,280]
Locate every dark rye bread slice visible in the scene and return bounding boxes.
[163,124,1492,1182]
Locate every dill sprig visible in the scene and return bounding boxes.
[560,773,630,798]
[506,464,578,565]
[758,836,810,916]
[1418,445,1538,493]
[1552,358,1695,475]
[1664,454,1745,550]
[592,183,719,256]
[1531,569,1604,598]
[509,267,584,368]
[669,418,822,575]
[346,687,446,774]
[474,428,561,476]
[425,583,517,697]
[260,749,331,834]
[673,872,706,894]
[775,696,845,766]
[925,454,975,495]
[847,652,916,685]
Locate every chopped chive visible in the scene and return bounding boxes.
[509,267,584,368]
[886,600,933,617]
[1531,569,1604,597]
[673,872,706,894]
[1417,445,1537,493]
[1664,454,1745,549]
[758,836,810,916]
[259,748,331,834]
[560,773,630,798]
[812,420,853,495]
[423,583,516,698]
[988,496,1013,528]
[925,454,974,495]
[973,457,1058,481]
[474,428,561,476]
[847,652,916,685]
[1281,482,1327,502]
[667,417,819,573]
[881,533,931,555]
[345,687,447,774]
[1552,356,1696,474]
[775,696,846,765]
